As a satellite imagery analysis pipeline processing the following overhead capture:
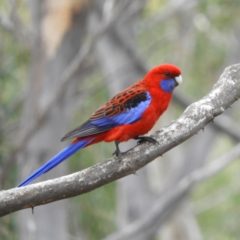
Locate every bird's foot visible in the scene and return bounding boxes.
[112,149,122,162]
[134,136,158,145]
[112,141,123,162]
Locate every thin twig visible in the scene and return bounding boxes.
[139,0,199,31]
[0,0,31,46]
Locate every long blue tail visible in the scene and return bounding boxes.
[17,138,94,187]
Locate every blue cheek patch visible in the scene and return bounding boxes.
[160,79,178,93]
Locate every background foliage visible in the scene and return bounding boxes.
[0,0,240,239]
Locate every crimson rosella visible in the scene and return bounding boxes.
[17,64,182,187]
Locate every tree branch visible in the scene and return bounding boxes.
[173,91,240,142]
[103,130,240,240]
[0,64,239,217]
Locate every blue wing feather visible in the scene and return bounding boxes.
[112,97,151,125]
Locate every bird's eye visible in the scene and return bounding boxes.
[165,72,171,77]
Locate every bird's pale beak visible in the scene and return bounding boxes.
[175,75,182,85]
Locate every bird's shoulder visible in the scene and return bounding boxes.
[91,81,150,120]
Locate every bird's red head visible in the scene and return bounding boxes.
[145,64,182,93]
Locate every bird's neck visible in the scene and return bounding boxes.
[148,86,172,115]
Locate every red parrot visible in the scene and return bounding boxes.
[17,64,182,187]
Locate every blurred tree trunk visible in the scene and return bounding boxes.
[17,0,90,239]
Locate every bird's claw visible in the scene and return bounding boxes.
[112,149,117,156]
[113,141,123,162]
[134,136,158,145]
